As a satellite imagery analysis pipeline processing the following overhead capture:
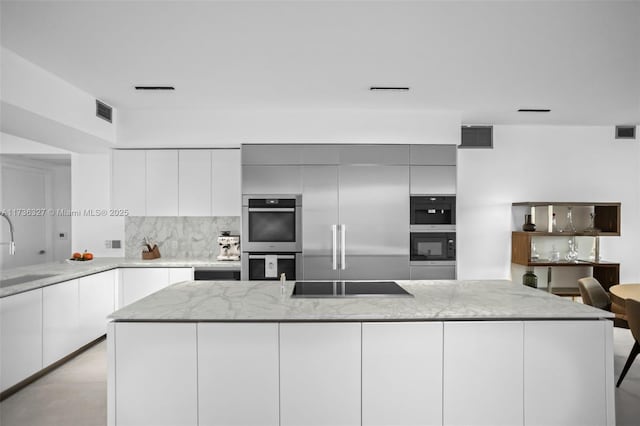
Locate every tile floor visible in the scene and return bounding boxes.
[1,329,639,426]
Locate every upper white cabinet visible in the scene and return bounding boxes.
[0,289,43,392]
[112,150,146,216]
[212,149,241,216]
[146,150,179,216]
[112,149,240,216]
[179,150,212,216]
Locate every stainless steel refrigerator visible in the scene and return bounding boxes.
[302,161,409,280]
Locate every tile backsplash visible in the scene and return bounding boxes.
[125,216,240,259]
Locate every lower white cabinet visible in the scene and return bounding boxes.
[279,322,361,426]
[443,321,524,426]
[78,270,115,343]
[362,322,443,426]
[169,267,193,284]
[198,323,279,426]
[120,268,169,307]
[43,279,81,367]
[120,267,193,307]
[524,321,612,426]
[0,289,43,392]
[114,322,197,426]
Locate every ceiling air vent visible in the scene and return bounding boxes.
[369,86,410,91]
[135,86,175,91]
[615,125,636,140]
[95,100,112,123]
[460,126,493,149]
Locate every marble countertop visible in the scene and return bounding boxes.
[108,279,614,321]
[0,258,241,298]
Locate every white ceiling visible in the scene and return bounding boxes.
[1,0,639,125]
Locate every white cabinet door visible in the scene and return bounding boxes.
[78,270,115,342]
[168,267,193,284]
[280,322,361,426]
[114,322,197,426]
[120,268,169,307]
[198,323,279,426]
[443,321,524,426]
[0,289,43,391]
[410,165,456,195]
[43,279,81,367]
[179,150,212,216]
[524,321,611,426]
[362,322,443,426]
[112,150,146,216]
[212,149,241,216]
[146,150,178,216]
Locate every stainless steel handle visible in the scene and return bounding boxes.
[332,224,338,270]
[340,224,346,270]
[247,208,295,212]
[248,254,296,260]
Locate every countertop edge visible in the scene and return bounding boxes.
[0,259,241,298]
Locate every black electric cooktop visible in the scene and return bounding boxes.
[291,281,413,298]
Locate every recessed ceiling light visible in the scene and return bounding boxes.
[369,86,410,91]
[517,108,551,112]
[134,86,175,90]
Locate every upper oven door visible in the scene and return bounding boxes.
[242,195,302,252]
[410,196,456,226]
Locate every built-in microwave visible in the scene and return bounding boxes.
[242,195,302,252]
[410,196,455,228]
[410,232,456,261]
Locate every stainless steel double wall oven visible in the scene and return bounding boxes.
[241,195,302,280]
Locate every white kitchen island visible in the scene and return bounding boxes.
[107,280,615,426]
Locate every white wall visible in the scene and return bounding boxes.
[117,108,460,147]
[0,132,71,154]
[71,152,124,257]
[457,125,640,283]
[0,47,115,152]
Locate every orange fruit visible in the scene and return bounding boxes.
[72,252,82,259]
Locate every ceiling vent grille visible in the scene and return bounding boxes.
[615,125,636,140]
[95,100,112,123]
[460,126,493,149]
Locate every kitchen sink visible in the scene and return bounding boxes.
[291,281,413,298]
[0,273,56,288]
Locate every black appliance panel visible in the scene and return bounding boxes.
[248,211,296,242]
[410,232,456,261]
[248,255,297,280]
[410,196,456,225]
[291,281,413,298]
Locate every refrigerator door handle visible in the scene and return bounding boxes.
[340,224,346,270]
[332,224,338,270]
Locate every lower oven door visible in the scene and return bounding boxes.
[242,253,301,280]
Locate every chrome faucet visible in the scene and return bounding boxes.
[0,212,16,255]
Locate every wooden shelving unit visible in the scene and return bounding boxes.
[511,202,621,293]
